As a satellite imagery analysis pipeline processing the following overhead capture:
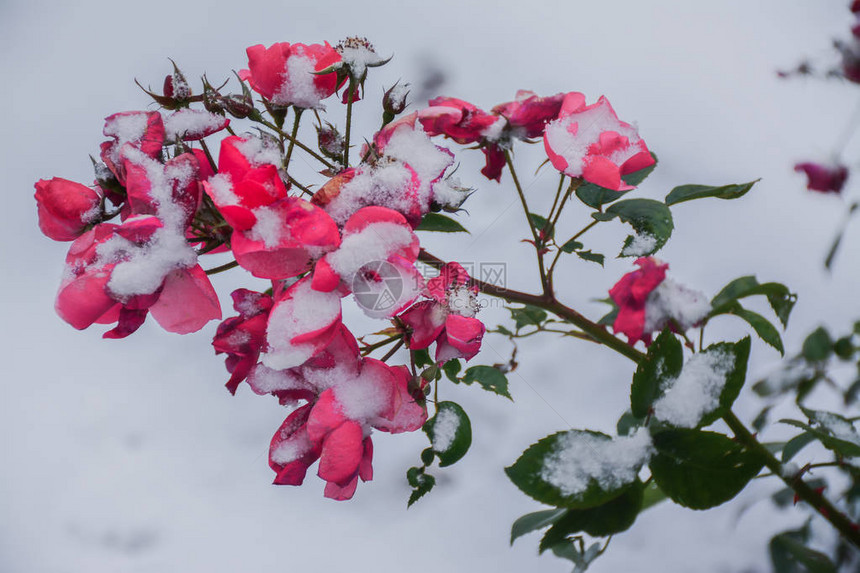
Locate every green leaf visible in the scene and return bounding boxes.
[616,410,646,437]
[412,348,432,368]
[786,407,860,457]
[770,530,837,573]
[592,198,674,253]
[442,359,461,382]
[510,509,567,545]
[664,180,758,206]
[415,212,469,233]
[782,432,817,463]
[697,337,751,427]
[539,482,644,552]
[631,329,684,418]
[802,327,833,362]
[407,471,436,507]
[422,401,472,467]
[575,153,658,209]
[505,430,649,509]
[726,303,784,355]
[576,250,605,266]
[710,276,796,327]
[834,336,854,360]
[528,213,554,239]
[509,305,548,330]
[560,238,584,253]
[649,429,766,509]
[640,480,668,511]
[462,365,512,399]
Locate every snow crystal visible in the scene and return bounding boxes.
[643,278,710,334]
[653,350,735,428]
[383,124,454,192]
[447,286,478,318]
[337,38,386,81]
[544,103,642,177]
[541,428,652,498]
[432,408,460,452]
[103,113,149,144]
[621,232,658,257]
[261,280,341,370]
[163,109,225,141]
[276,54,325,110]
[326,222,414,280]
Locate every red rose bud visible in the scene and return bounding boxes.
[222,93,255,119]
[165,59,191,102]
[382,81,410,124]
[794,162,849,193]
[317,121,345,161]
[34,178,102,241]
[852,0,860,13]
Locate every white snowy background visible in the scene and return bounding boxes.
[1,1,857,571]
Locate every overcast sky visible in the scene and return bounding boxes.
[1,1,856,572]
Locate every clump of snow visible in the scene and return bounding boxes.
[234,135,283,168]
[270,432,313,465]
[432,408,461,452]
[275,54,327,109]
[336,37,386,81]
[204,173,240,206]
[653,350,735,428]
[386,82,410,110]
[481,117,507,143]
[163,109,226,141]
[812,411,860,445]
[544,102,643,177]
[541,428,652,497]
[758,361,816,395]
[247,206,286,248]
[334,369,391,422]
[430,176,469,210]
[103,147,199,298]
[621,232,658,257]
[262,280,341,370]
[643,278,710,333]
[326,222,414,280]
[447,286,478,318]
[324,162,416,225]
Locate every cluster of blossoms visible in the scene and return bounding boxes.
[35,37,658,499]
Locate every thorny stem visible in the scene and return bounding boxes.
[253,117,336,170]
[419,247,860,548]
[288,175,314,198]
[504,150,548,293]
[284,109,303,170]
[199,140,218,173]
[546,175,566,227]
[547,218,599,282]
[344,79,357,167]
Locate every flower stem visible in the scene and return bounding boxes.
[344,79,357,167]
[252,117,336,170]
[504,150,548,293]
[204,260,239,275]
[284,108,303,170]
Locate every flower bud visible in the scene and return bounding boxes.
[317,121,345,162]
[382,81,410,125]
[201,76,225,115]
[794,162,849,193]
[34,178,102,241]
[222,93,255,119]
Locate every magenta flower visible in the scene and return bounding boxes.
[794,162,849,194]
[544,93,655,191]
[609,257,710,346]
[34,178,102,241]
[399,262,486,362]
[240,42,342,109]
[492,90,565,139]
[202,135,341,279]
[212,289,274,394]
[99,111,165,185]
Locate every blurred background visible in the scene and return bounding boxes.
[1,1,856,571]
